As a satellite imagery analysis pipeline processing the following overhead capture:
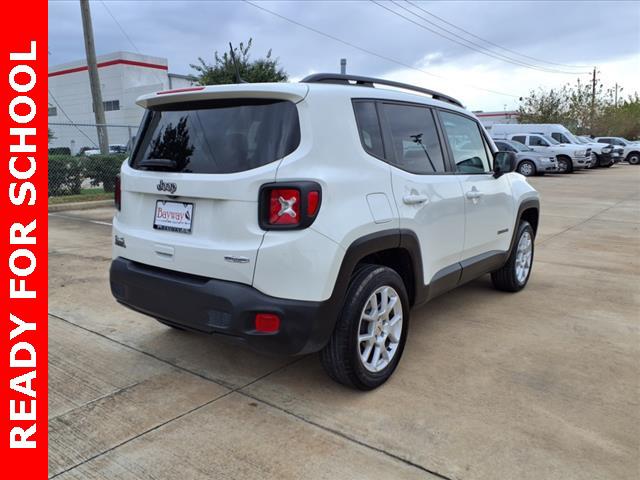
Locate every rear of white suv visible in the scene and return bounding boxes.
[111,76,540,390]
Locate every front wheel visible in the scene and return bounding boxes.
[556,157,571,173]
[517,160,536,177]
[320,265,409,390]
[491,221,534,292]
[628,153,640,165]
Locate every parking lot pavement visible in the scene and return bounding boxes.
[48,166,639,479]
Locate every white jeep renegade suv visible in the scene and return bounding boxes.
[110,74,540,390]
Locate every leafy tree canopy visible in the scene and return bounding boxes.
[190,38,288,85]
[518,74,639,138]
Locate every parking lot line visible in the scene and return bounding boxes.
[48,212,112,226]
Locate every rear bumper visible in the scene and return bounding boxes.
[109,257,339,355]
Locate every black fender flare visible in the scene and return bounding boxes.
[508,198,540,257]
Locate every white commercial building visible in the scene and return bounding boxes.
[48,51,192,154]
[475,110,520,131]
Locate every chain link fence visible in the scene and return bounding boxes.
[48,122,139,202]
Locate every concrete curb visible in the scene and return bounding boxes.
[48,199,114,212]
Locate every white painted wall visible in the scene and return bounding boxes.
[475,111,520,131]
[48,51,192,154]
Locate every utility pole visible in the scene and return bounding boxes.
[80,0,109,154]
[614,83,619,108]
[340,58,347,75]
[590,67,597,135]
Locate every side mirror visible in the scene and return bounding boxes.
[493,151,516,178]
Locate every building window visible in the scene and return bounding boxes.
[48,106,57,117]
[93,100,120,112]
[104,100,120,111]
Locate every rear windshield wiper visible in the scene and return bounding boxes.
[137,158,177,169]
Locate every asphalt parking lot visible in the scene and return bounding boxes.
[48,165,639,480]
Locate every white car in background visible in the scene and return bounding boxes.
[84,144,128,156]
[493,132,590,173]
[492,123,607,168]
[577,136,621,165]
[593,137,640,165]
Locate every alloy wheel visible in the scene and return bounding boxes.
[515,231,533,285]
[357,286,403,373]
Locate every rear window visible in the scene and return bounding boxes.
[131,99,300,173]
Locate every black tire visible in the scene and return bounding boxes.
[627,152,640,165]
[556,156,571,174]
[517,160,536,177]
[320,264,410,390]
[155,318,186,331]
[491,221,535,292]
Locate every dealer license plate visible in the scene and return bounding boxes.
[153,201,194,233]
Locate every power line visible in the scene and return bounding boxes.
[406,0,591,70]
[48,89,99,147]
[99,0,140,53]
[373,0,590,75]
[242,0,519,98]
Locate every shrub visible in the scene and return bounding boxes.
[84,154,127,192]
[48,155,85,196]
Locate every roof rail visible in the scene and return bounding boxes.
[300,73,464,108]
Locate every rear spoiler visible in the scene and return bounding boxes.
[136,83,309,109]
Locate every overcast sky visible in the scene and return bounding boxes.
[48,0,640,111]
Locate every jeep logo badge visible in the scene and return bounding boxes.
[157,180,177,194]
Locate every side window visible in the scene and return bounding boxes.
[512,135,526,144]
[551,132,568,143]
[439,111,491,174]
[381,103,446,174]
[529,135,548,147]
[597,138,609,144]
[353,101,385,158]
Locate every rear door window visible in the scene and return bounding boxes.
[131,99,300,173]
[381,103,446,174]
[512,135,526,144]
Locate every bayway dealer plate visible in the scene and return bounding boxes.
[154,201,194,233]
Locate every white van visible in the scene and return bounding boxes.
[492,124,615,168]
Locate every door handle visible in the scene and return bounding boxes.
[403,194,429,205]
[465,190,483,200]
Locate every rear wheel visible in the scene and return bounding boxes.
[491,221,534,292]
[517,160,536,177]
[320,265,409,390]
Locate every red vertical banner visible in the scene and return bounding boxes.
[1,0,48,477]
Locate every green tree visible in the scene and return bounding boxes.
[518,74,637,136]
[518,85,570,126]
[594,94,640,139]
[190,38,287,85]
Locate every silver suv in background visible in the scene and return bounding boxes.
[493,139,557,176]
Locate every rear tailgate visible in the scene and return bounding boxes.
[113,84,308,285]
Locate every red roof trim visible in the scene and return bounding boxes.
[49,59,168,77]
[157,87,204,95]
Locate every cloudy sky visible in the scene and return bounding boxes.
[49,0,640,111]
